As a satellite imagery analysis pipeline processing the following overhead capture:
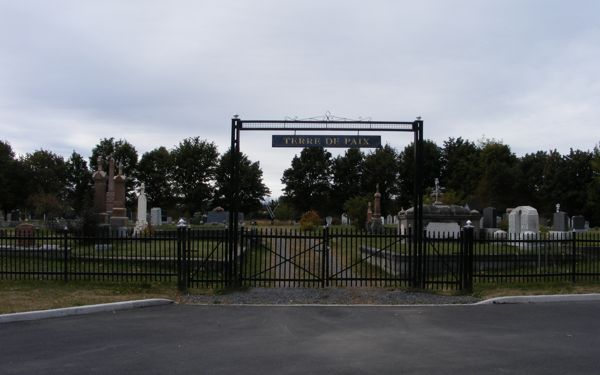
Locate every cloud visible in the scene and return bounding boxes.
[1,0,599,194]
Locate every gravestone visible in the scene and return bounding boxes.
[572,215,586,232]
[133,183,148,235]
[426,222,460,237]
[482,207,498,228]
[110,163,128,232]
[150,207,162,226]
[508,206,539,236]
[341,213,350,225]
[552,211,569,231]
[386,214,393,225]
[206,211,244,224]
[370,185,383,233]
[93,155,108,224]
[137,184,147,224]
[15,223,35,247]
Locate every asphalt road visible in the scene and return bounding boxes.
[2,302,600,374]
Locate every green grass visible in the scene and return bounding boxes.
[0,279,181,314]
[473,280,600,299]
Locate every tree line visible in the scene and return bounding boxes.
[0,137,269,221]
[277,138,600,227]
[1,136,599,226]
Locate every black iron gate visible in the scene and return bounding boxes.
[228,116,425,288]
[185,226,474,291]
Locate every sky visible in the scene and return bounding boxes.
[1,0,599,197]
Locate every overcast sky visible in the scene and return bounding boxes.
[1,0,599,196]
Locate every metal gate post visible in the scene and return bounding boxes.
[571,231,577,283]
[176,221,188,292]
[461,223,474,293]
[322,226,330,288]
[412,119,425,289]
[63,227,69,283]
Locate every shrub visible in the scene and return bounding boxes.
[299,210,322,231]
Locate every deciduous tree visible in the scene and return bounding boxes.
[213,149,270,214]
[171,137,218,215]
[281,148,332,215]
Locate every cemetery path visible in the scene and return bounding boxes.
[253,230,358,286]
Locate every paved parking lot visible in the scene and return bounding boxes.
[2,302,600,374]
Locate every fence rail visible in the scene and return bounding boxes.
[1,227,599,291]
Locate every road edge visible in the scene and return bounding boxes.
[0,298,174,324]
[475,293,600,305]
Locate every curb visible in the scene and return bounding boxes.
[0,298,174,324]
[475,293,600,305]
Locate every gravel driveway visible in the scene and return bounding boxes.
[183,287,479,305]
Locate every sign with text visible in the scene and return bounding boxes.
[272,135,381,148]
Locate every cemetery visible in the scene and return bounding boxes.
[1,116,600,293]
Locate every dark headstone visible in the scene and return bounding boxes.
[206,211,244,224]
[552,212,569,231]
[15,223,35,247]
[482,207,498,228]
[572,215,586,231]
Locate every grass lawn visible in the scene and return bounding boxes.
[473,280,600,299]
[0,280,184,314]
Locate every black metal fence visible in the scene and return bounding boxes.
[1,227,599,291]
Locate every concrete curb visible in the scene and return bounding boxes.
[0,299,174,324]
[475,293,600,305]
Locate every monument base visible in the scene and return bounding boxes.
[110,216,129,237]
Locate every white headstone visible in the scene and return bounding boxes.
[426,222,460,237]
[133,184,148,236]
[341,213,350,225]
[386,214,393,225]
[136,183,148,225]
[150,207,162,226]
[508,206,539,236]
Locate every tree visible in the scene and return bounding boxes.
[0,141,21,215]
[331,148,365,212]
[274,200,295,222]
[398,140,443,208]
[343,195,371,229]
[171,137,219,215]
[441,137,480,202]
[538,149,565,214]
[588,144,600,226]
[137,146,175,210]
[213,149,270,214]
[65,151,92,214]
[561,149,593,217]
[90,138,138,174]
[516,151,547,212]
[90,138,139,206]
[362,144,402,215]
[474,141,519,210]
[21,150,67,196]
[281,148,332,215]
[21,150,67,218]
